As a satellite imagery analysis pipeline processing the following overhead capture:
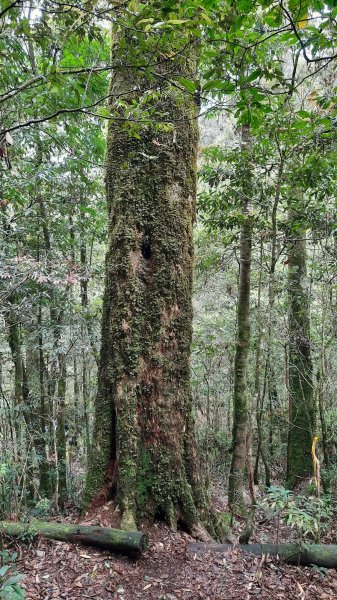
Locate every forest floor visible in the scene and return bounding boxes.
[11,496,337,600]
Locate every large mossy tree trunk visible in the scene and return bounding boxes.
[84,23,222,539]
[286,218,315,488]
[228,124,252,512]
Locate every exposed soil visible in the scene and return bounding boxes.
[10,499,337,600]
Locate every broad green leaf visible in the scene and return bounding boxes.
[178,77,197,93]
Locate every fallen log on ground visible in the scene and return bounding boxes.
[188,542,337,569]
[0,520,148,555]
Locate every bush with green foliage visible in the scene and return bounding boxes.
[261,486,333,544]
[0,550,25,600]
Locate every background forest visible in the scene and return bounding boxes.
[1,1,337,595]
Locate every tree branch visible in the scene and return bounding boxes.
[0,75,45,104]
[0,0,21,19]
[280,0,337,63]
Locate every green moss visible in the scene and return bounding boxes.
[286,228,315,488]
[136,447,153,512]
[220,511,232,525]
[82,392,113,509]
[84,27,222,540]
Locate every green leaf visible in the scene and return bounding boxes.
[136,18,154,25]
[264,8,283,27]
[165,19,188,25]
[246,69,262,83]
[200,12,214,25]
[297,110,312,118]
[1,574,24,587]
[0,566,10,578]
[97,107,110,117]
[178,77,196,93]
[236,0,252,12]
[202,80,235,93]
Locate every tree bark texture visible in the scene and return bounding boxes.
[228,124,252,511]
[26,336,51,499]
[84,26,222,539]
[286,221,315,488]
[56,353,67,510]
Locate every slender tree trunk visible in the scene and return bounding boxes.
[69,211,80,444]
[204,369,211,488]
[253,241,263,486]
[35,242,51,497]
[84,27,223,540]
[79,232,95,456]
[38,196,68,505]
[286,219,315,488]
[317,298,330,490]
[256,158,283,486]
[253,240,270,487]
[268,369,278,459]
[82,349,91,456]
[26,331,50,498]
[266,163,281,337]
[0,353,16,461]
[228,124,252,512]
[7,292,49,497]
[317,367,330,492]
[6,304,35,475]
[6,305,23,413]
[73,356,80,441]
[38,303,51,497]
[80,225,99,367]
[56,354,67,510]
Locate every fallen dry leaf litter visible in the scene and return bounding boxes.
[10,501,337,600]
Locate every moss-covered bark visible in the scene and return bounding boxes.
[286,219,315,488]
[26,337,51,499]
[228,124,252,512]
[188,542,337,569]
[84,23,223,540]
[0,520,148,554]
[56,353,67,509]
